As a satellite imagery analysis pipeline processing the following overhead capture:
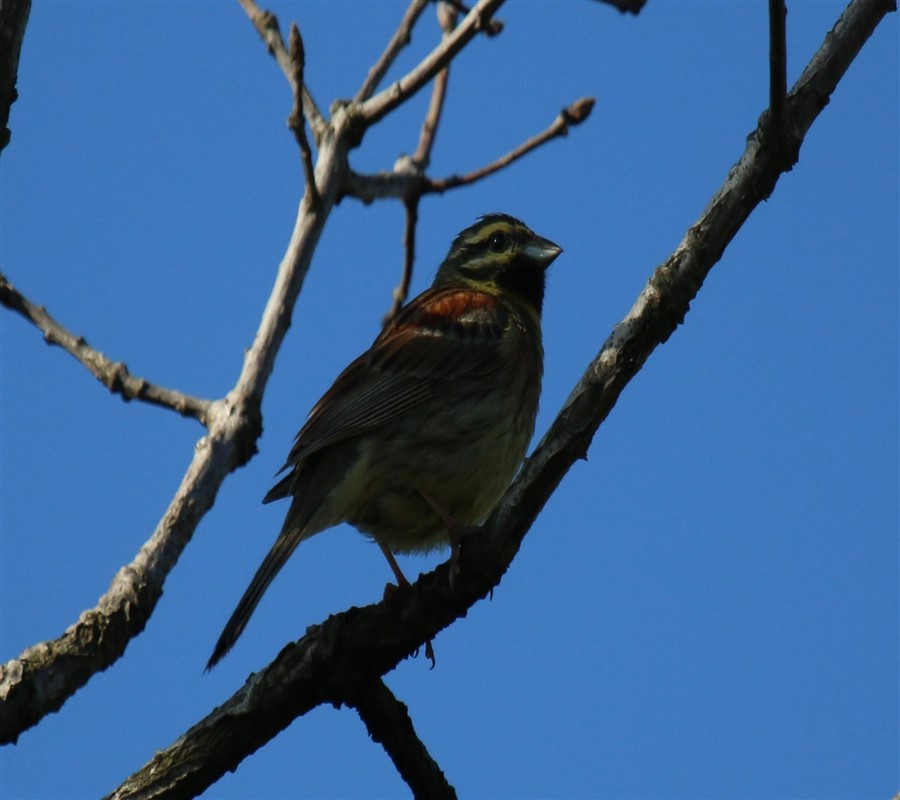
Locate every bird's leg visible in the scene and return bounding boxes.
[418,489,463,578]
[378,541,411,588]
[378,541,436,667]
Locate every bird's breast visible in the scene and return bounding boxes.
[348,327,542,553]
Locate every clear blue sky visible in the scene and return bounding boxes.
[1,2,897,798]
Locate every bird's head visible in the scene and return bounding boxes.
[433,214,562,318]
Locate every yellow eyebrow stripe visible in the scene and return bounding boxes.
[459,220,515,246]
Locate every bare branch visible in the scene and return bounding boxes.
[0,273,213,425]
[343,96,595,204]
[384,199,419,326]
[439,0,503,35]
[355,0,431,103]
[287,23,319,206]
[360,0,505,127]
[589,0,647,14]
[349,678,458,800]
[0,0,31,153]
[237,0,326,141]
[0,407,256,744]
[768,0,789,146]
[413,3,458,169]
[426,97,595,193]
[237,0,290,84]
[381,3,458,324]
[103,0,895,792]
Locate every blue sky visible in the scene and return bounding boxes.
[1,2,897,798]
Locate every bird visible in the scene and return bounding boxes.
[206,214,562,669]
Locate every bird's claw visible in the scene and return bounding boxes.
[412,638,437,668]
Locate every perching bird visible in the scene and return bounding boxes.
[207,214,562,669]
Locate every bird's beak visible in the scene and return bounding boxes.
[524,236,563,269]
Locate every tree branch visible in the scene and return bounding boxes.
[0,410,255,744]
[348,678,458,800]
[343,95,595,204]
[384,199,419,326]
[425,97,595,193]
[0,0,31,153]
[360,0,504,127]
[0,273,214,425]
[383,3,458,324]
[355,0,431,103]
[237,0,327,141]
[413,2,457,170]
[438,0,503,35]
[590,0,647,14]
[287,22,319,206]
[768,0,789,149]
[104,0,895,793]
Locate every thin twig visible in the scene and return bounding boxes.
[413,3,458,169]
[349,678,458,800]
[768,0,789,148]
[236,0,290,86]
[0,272,213,425]
[384,199,419,326]
[425,97,595,193]
[355,0,431,103]
[381,3,458,324]
[342,95,596,204]
[288,23,319,206]
[237,0,327,140]
[440,0,503,35]
[589,0,647,14]
[360,0,505,127]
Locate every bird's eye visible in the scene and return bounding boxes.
[487,230,508,252]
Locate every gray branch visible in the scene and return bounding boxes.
[0,273,214,424]
[359,0,504,126]
[342,97,595,204]
[355,0,431,102]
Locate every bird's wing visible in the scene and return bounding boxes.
[265,288,509,499]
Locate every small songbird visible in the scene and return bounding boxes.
[207,214,562,669]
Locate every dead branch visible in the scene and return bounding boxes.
[287,23,319,206]
[342,96,595,204]
[768,0,789,149]
[348,678,458,800]
[360,0,504,127]
[0,273,213,424]
[590,0,647,14]
[384,199,419,326]
[237,0,327,141]
[426,97,595,193]
[383,3,458,323]
[355,0,431,102]
[0,0,31,153]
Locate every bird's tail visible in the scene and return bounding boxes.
[206,525,304,670]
